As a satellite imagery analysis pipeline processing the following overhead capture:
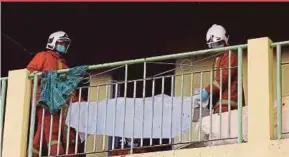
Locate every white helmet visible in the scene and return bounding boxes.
[46,31,71,54]
[206,24,229,48]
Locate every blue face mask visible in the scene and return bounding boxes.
[56,45,66,54]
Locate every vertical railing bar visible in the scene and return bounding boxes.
[65,99,73,155]
[180,73,184,142]
[39,108,45,157]
[189,73,194,142]
[28,75,38,157]
[85,85,93,153]
[0,82,1,157]
[160,77,165,145]
[75,88,82,154]
[169,76,174,144]
[150,78,155,146]
[219,68,223,139]
[121,65,128,149]
[112,84,118,150]
[141,62,146,147]
[228,50,232,138]
[198,71,203,141]
[84,89,90,153]
[130,80,137,154]
[102,85,109,151]
[276,44,283,139]
[237,47,243,143]
[56,108,63,155]
[209,70,213,140]
[93,86,100,151]
[0,80,7,157]
[48,114,53,156]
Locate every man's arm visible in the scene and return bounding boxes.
[27,52,46,72]
[205,51,238,95]
[70,91,86,103]
[217,51,238,90]
[26,52,47,89]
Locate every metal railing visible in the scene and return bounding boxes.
[0,77,8,157]
[273,41,289,140]
[27,44,247,157]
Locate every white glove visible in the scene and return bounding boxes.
[192,88,209,108]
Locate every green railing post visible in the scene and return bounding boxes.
[0,79,7,157]
[237,47,243,143]
[276,44,282,139]
[27,75,38,157]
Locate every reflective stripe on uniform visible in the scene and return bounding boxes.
[33,148,39,154]
[213,80,220,90]
[48,140,60,147]
[58,60,64,69]
[217,99,238,108]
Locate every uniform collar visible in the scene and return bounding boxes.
[47,50,64,60]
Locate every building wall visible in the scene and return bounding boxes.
[86,74,113,157]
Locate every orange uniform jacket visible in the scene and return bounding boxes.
[27,50,68,99]
[27,50,78,156]
[205,50,245,113]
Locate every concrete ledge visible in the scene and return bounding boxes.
[125,139,289,157]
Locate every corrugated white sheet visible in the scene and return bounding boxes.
[66,94,208,140]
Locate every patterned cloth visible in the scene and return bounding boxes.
[39,65,88,113]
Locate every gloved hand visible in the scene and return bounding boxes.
[199,89,209,101]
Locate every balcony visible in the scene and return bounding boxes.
[1,37,289,157]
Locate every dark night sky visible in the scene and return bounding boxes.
[2,2,289,77]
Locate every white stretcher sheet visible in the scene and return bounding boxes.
[203,103,289,144]
[174,102,289,148]
[65,94,209,140]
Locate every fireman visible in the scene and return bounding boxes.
[27,31,79,156]
[199,24,244,113]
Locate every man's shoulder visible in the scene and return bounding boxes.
[222,50,237,57]
[33,50,58,59]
